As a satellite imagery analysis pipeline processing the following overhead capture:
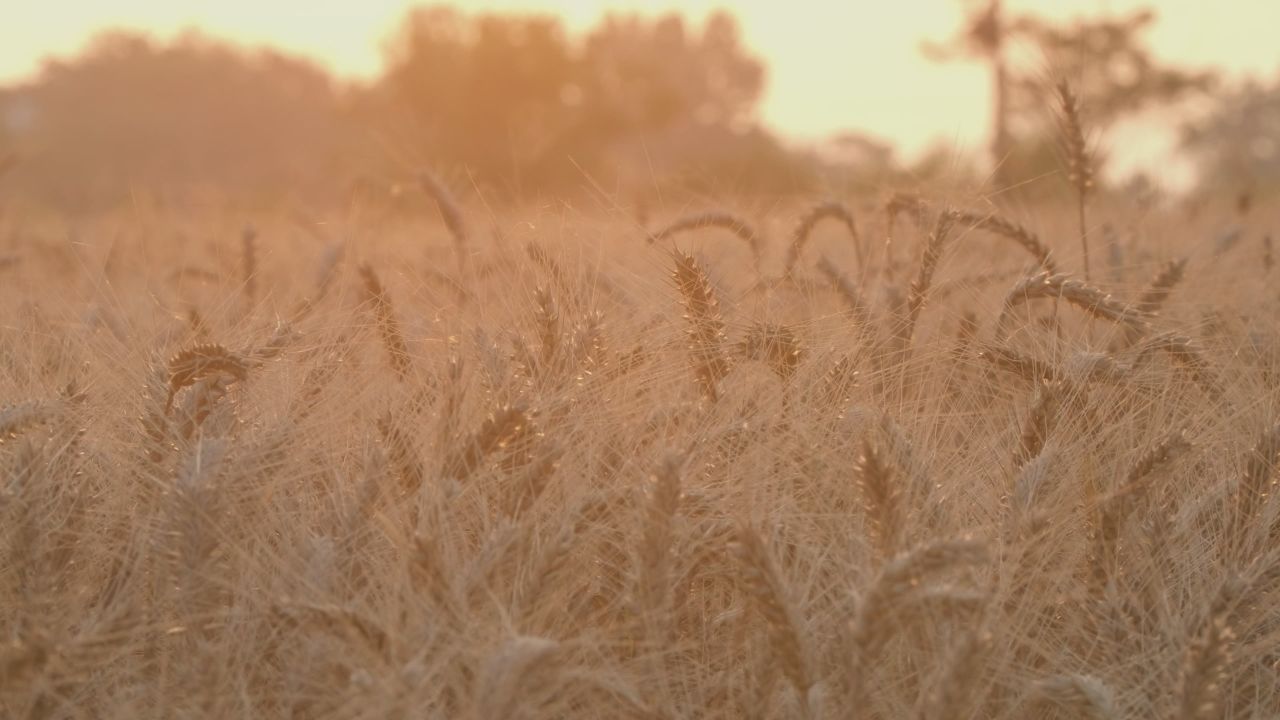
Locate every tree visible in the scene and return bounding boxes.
[1007,10,1213,129]
[571,11,778,194]
[927,3,1213,189]
[378,7,579,187]
[1182,76,1280,193]
[2,31,360,209]
[2,6,793,205]
[373,6,772,195]
[577,11,763,135]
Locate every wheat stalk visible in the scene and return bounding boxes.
[240,224,257,304]
[1015,381,1059,470]
[473,636,559,720]
[165,344,249,413]
[995,271,1151,341]
[672,249,731,401]
[786,200,861,277]
[376,409,426,499]
[1175,579,1239,720]
[1092,431,1191,588]
[737,323,804,381]
[1056,80,1093,280]
[0,400,56,443]
[903,209,958,346]
[636,452,683,619]
[847,537,988,707]
[649,211,763,272]
[951,208,1057,273]
[532,286,561,375]
[420,169,468,274]
[358,263,413,382]
[919,627,991,720]
[442,405,531,481]
[289,241,343,324]
[817,256,872,332]
[1030,675,1119,720]
[890,194,1056,272]
[1230,422,1280,551]
[1138,258,1189,315]
[730,523,814,699]
[854,435,902,563]
[1135,332,1224,400]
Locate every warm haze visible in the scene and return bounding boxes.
[4,0,1278,181]
[2,2,1280,719]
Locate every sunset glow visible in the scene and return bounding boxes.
[5,2,1280,717]
[6,0,1278,172]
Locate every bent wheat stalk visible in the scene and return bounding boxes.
[889,193,1056,272]
[165,344,249,413]
[649,211,763,273]
[951,208,1057,273]
[786,200,861,277]
[420,169,468,274]
[994,271,1151,342]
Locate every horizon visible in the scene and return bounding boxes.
[5,0,1280,191]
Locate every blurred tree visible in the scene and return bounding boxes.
[812,133,977,197]
[1182,76,1280,193]
[927,3,1212,189]
[374,7,776,195]
[0,99,15,183]
[3,6,802,206]
[1007,10,1213,128]
[577,11,763,135]
[3,31,360,209]
[573,11,780,194]
[379,7,578,187]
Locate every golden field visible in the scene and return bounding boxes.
[1,179,1278,718]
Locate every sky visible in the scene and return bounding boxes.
[4,0,1280,184]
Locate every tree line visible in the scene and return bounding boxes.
[0,3,1272,211]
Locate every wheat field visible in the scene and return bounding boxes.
[1,179,1278,718]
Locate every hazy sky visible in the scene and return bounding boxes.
[5,0,1280,182]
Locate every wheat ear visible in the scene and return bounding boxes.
[358,263,413,382]
[855,435,902,564]
[1056,80,1093,280]
[672,250,731,401]
[994,271,1151,342]
[420,169,468,274]
[165,344,249,413]
[730,524,814,699]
